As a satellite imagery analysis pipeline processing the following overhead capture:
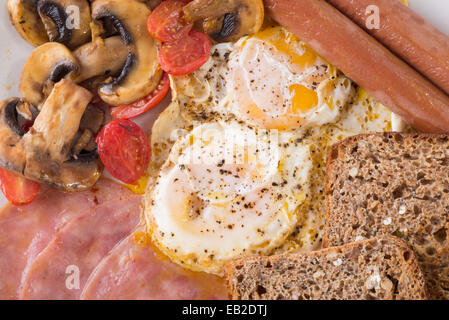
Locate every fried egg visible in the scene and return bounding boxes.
[146,25,407,275]
[227,27,354,130]
[171,26,354,131]
[147,121,312,275]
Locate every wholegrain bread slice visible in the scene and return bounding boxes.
[323,132,449,299]
[225,236,427,300]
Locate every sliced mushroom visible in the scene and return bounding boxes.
[4,100,27,137]
[92,0,163,106]
[19,42,79,107]
[7,0,49,47]
[183,0,264,42]
[79,104,105,133]
[0,98,27,174]
[70,103,105,155]
[37,0,92,49]
[22,79,103,192]
[15,100,35,121]
[143,0,162,10]
[71,128,94,155]
[73,36,130,83]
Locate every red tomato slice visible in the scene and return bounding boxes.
[147,0,193,42]
[0,168,40,206]
[111,73,170,120]
[96,120,151,184]
[159,30,210,76]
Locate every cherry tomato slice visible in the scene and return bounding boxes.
[111,73,170,120]
[147,0,193,42]
[0,168,40,206]
[96,120,151,184]
[159,29,210,76]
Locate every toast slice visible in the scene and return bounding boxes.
[323,132,449,299]
[225,236,427,300]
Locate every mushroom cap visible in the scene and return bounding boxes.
[73,36,130,83]
[37,0,92,49]
[19,42,80,107]
[145,0,163,10]
[92,0,163,106]
[184,0,264,42]
[7,0,49,47]
[21,80,103,192]
[0,98,27,174]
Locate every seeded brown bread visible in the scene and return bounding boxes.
[225,236,427,300]
[323,133,449,299]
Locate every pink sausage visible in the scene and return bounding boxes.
[265,0,449,133]
[327,0,449,95]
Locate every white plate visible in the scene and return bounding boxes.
[0,0,448,207]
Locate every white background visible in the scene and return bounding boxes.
[0,0,448,206]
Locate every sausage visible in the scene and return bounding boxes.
[265,0,449,134]
[326,0,449,96]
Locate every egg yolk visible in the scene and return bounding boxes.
[228,27,334,131]
[124,173,149,195]
[289,84,319,114]
[256,27,317,69]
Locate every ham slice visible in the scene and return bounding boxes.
[19,193,142,300]
[81,227,228,300]
[1,176,226,300]
[0,179,137,300]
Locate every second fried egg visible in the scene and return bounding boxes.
[147,120,312,275]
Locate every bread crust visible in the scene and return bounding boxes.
[225,235,428,300]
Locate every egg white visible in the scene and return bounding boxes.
[146,120,312,275]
